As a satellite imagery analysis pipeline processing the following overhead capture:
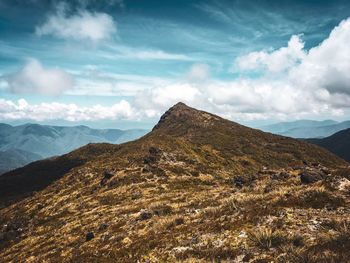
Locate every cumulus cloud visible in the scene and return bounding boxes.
[36,4,116,42]
[0,99,135,121]
[236,35,305,73]
[6,59,74,96]
[289,18,350,96]
[227,17,350,118]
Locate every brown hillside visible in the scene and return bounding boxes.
[0,102,349,262]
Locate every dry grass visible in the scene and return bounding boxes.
[0,103,349,262]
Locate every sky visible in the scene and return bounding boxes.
[1,0,350,129]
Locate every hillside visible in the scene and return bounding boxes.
[0,103,349,262]
[307,128,350,162]
[260,120,350,138]
[0,123,147,174]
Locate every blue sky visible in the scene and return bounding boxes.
[1,0,350,129]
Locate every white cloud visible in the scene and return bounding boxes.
[289,18,350,96]
[236,35,305,73]
[134,83,202,116]
[3,18,350,123]
[0,99,135,121]
[6,59,74,96]
[187,63,210,82]
[228,17,350,118]
[99,46,192,61]
[128,50,190,61]
[36,5,116,42]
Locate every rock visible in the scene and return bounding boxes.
[149,147,162,156]
[144,147,163,165]
[174,217,184,225]
[264,184,273,193]
[232,176,246,188]
[300,171,324,184]
[141,165,151,173]
[100,170,115,186]
[103,170,114,179]
[86,232,94,241]
[138,209,153,220]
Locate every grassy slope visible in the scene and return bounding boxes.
[0,103,349,262]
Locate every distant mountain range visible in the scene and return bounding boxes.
[0,123,148,174]
[260,120,350,138]
[307,128,350,162]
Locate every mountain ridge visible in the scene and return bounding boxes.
[0,103,349,262]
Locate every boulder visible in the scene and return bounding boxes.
[300,171,324,184]
[86,232,95,241]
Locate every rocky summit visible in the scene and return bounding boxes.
[0,103,350,262]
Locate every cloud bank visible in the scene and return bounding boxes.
[0,99,134,121]
[2,17,350,123]
[7,59,74,96]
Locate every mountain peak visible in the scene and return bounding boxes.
[152,102,219,131]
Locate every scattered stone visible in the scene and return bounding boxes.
[271,171,291,180]
[85,232,94,241]
[231,175,256,188]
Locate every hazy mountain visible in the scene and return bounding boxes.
[260,120,350,138]
[307,128,350,162]
[0,123,147,174]
[260,120,338,134]
[1,103,349,262]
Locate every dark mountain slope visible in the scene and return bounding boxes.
[307,128,350,162]
[0,149,42,175]
[0,103,349,262]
